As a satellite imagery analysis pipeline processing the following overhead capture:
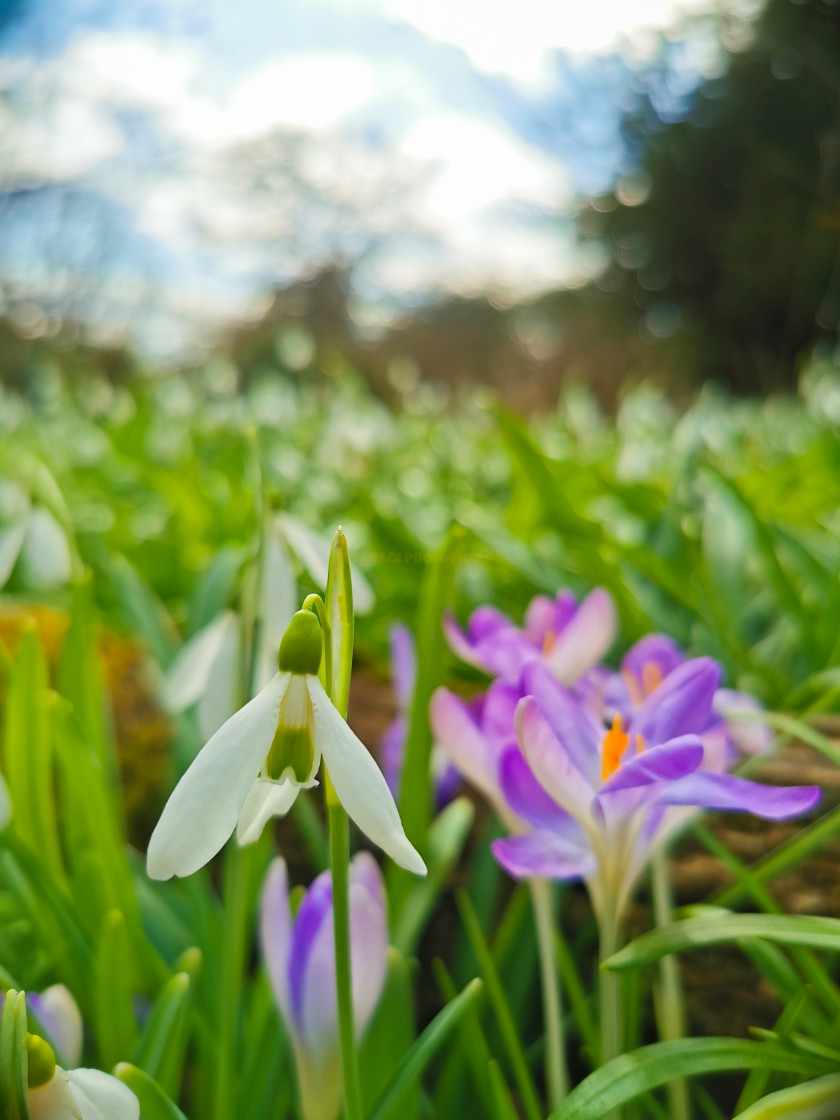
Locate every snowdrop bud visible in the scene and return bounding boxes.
[26,1035,56,1089]
[278,611,323,676]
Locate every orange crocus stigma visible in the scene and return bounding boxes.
[601,714,629,782]
[542,630,557,655]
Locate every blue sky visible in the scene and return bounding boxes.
[0,0,728,361]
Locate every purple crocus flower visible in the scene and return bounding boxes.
[443,588,616,685]
[593,633,772,764]
[493,659,820,921]
[381,624,460,808]
[261,854,388,1120]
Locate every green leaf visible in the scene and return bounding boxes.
[547,1039,830,1120]
[58,575,112,767]
[95,910,139,1070]
[133,955,199,1094]
[4,629,64,889]
[394,797,474,958]
[605,913,840,972]
[392,527,460,911]
[365,978,483,1120]
[456,889,543,1120]
[0,989,29,1120]
[115,1063,190,1120]
[360,948,419,1120]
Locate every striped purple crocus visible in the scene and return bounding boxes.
[492,658,820,922]
[443,587,616,685]
[261,854,388,1120]
[590,633,772,764]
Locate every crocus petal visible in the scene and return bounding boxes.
[0,769,10,830]
[659,772,821,820]
[442,606,513,673]
[599,736,705,797]
[66,1069,140,1120]
[296,853,388,1059]
[521,663,602,785]
[543,588,616,684]
[492,830,597,881]
[236,777,304,846]
[309,677,426,875]
[146,673,290,880]
[161,612,238,715]
[390,624,416,712]
[380,715,407,799]
[523,595,559,643]
[261,858,293,1026]
[622,634,685,686]
[29,986,83,1068]
[630,657,721,746]
[430,688,500,807]
[515,697,596,826]
[497,745,577,833]
[714,689,772,755]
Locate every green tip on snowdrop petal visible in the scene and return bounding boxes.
[278,610,323,676]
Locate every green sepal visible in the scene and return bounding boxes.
[277,610,323,676]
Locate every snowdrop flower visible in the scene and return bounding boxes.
[162,530,298,739]
[381,624,459,808]
[25,1032,139,1120]
[261,854,387,1120]
[0,482,71,593]
[443,588,615,685]
[147,610,426,879]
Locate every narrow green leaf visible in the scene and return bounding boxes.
[606,913,840,971]
[547,1039,830,1120]
[487,1060,521,1120]
[58,575,112,767]
[365,978,483,1120]
[394,797,474,958]
[4,630,64,888]
[360,948,419,1120]
[133,966,195,1089]
[115,1063,189,1120]
[456,889,543,1120]
[0,990,29,1120]
[95,910,139,1070]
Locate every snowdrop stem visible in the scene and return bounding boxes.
[530,878,568,1109]
[328,799,363,1120]
[651,848,691,1120]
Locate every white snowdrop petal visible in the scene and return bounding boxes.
[0,519,27,588]
[20,509,72,591]
[307,677,426,875]
[27,1069,80,1120]
[236,778,303,845]
[67,1069,140,1120]
[146,674,290,880]
[162,612,239,715]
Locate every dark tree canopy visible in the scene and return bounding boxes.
[579,0,840,392]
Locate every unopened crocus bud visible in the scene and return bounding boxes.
[261,855,388,1120]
